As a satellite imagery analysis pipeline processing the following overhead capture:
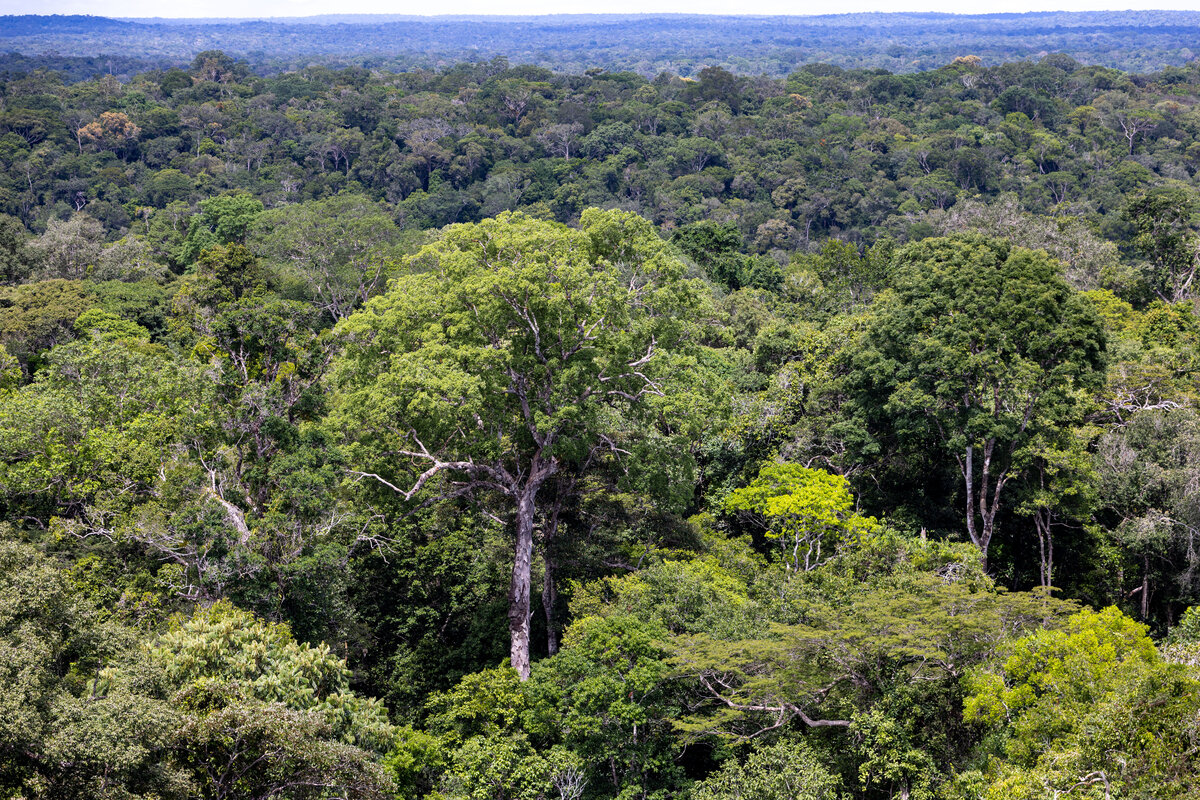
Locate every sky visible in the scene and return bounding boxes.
[6,0,1200,18]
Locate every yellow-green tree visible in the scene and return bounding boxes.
[723,462,876,573]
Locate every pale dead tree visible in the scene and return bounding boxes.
[552,765,587,800]
[500,84,534,125]
[1097,92,1161,155]
[535,123,584,159]
[1101,362,1183,425]
[1052,771,1111,800]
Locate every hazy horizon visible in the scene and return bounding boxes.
[6,1,1200,21]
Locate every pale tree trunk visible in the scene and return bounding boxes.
[509,488,537,680]
[1141,554,1151,621]
[961,439,1008,572]
[508,454,558,679]
[964,443,979,557]
[1035,508,1054,589]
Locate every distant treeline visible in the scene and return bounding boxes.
[2,11,1200,76]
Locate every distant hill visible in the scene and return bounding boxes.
[0,14,140,35]
[1,11,1198,75]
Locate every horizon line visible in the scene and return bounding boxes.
[6,9,1200,21]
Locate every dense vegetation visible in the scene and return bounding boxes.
[1,39,1200,800]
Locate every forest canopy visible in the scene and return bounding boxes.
[4,11,1200,76]
[0,31,1199,800]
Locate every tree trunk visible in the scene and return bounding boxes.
[1141,554,1151,621]
[962,439,1009,573]
[543,554,558,656]
[964,444,978,548]
[1035,509,1053,589]
[509,488,537,679]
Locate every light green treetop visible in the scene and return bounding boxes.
[724,462,877,573]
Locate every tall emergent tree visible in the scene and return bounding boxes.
[846,235,1106,568]
[331,209,701,678]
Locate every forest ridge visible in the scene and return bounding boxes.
[0,37,1199,800]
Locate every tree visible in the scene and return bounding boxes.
[961,607,1200,800]
[250,194,404,321]
[76,111,141,158]
[723,463,877,574]
[1014,429,1099,591]
[28,214,104,280]
[806,237,892,307]
[0,278,93,363]
[149,601,394,751]
[1097,92,1161,155]
[846,236,1106,568]
[673,575,1069,740]
[331,209,702,678]
[1095,409,1200,622]
[670,220,746,290]
[535,123,584,159]
[0,214,32,285]
[0,537,185,799]
[691,740,843,800]
[526,616,683,798]
[1125,186,1199,303]
[177,192,264,266]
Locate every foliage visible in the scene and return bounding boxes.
[332,207,705,677]
[723,462,877,573]
[691,739,844,800]
[0,41,1199,800]
[961,607,1200,799]
[845,236,1106,564]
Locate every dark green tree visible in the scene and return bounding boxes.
[845,236,1106,568]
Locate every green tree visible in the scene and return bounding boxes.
[250,193,405,321]
[846,236,1106,568]
[0,213,32,284]
[962,606,1200,800]
[671,220,746,290]
[0,278,92,364]
[692,740,843,800]
[0,537,185,799]
[332,209,703,679]
[149,600,393,750]
[526,615,682,798]
[674,575,1068,739]
[1125,186,1199,303]
[723,462,877,574]
[177,192,264,266]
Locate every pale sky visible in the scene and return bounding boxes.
[6,0,1200,18]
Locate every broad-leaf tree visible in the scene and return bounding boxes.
[845,236,1106,568]
[723,462,877,574]
[250,194,406,322]
[1125,185,1199,303]
[331,209,702,678]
